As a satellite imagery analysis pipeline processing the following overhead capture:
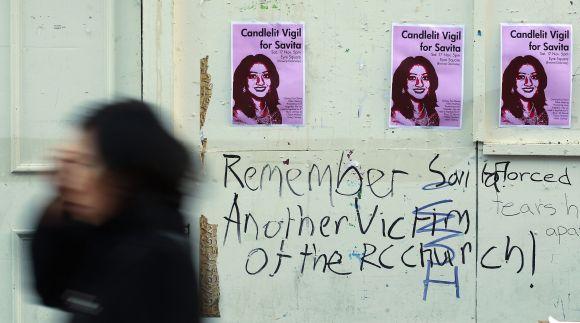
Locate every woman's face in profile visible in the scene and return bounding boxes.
[406,64,430,101]
[246,62,271,99]
[515,64,539,100]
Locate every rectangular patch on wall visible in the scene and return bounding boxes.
[389,23,465,129]
[200,215,220,317]
[500,23,573,127]
[231,22,305,126]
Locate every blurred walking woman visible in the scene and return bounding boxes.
[501,55,549,125]
[32,100,199,323]
[232,54,283,125]
[390,56,440,127]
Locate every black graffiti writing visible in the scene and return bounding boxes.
[222,153,409,206]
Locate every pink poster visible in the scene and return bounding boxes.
[500,24,573,127]
[389,24,464,128]
[231,22,305,126]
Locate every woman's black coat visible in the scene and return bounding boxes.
[31,195,199,323]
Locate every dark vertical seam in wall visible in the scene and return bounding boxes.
[475,142,479,323]
[140,0,144,99]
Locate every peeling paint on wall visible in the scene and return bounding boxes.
[200,137,208,164]
[199,214,220,317]
[199,56,212,130]
[239,0,281,12]
[199,56,212,164]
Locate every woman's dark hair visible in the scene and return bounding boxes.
[501,55,548,119]
[233,54,281,119]
[391,56,439,121]
[81,100,191,206]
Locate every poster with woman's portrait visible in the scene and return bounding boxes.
[389,24,465,129]
[500,24,573,127]
[231,22,305,126]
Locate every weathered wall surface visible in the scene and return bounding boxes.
[175,0,580,322]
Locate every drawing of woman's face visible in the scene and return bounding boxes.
[406,64,430,101]
[515,64,539,100]
[246,63,271,99]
